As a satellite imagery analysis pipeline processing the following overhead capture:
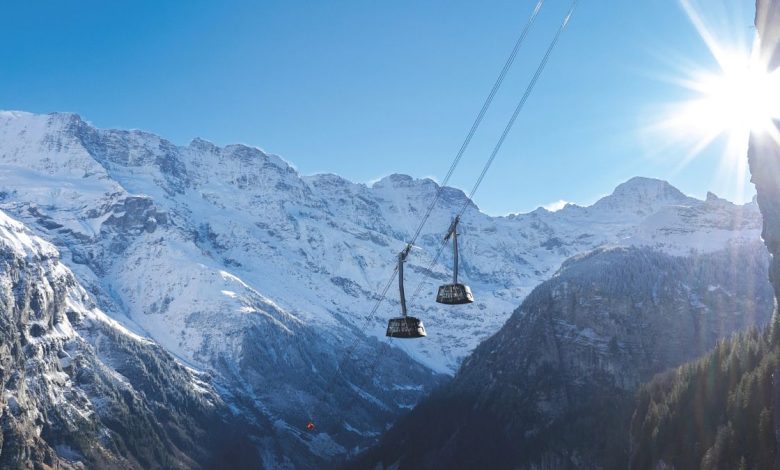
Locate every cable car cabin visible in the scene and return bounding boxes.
[436,283,474,305]
[386,246,427,338]
[386,316,427,338]
[436,217,475,305]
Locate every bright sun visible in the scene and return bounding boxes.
[674,49,780,144]
[648,0,780,199]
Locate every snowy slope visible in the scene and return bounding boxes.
[0,111,763,371]
[0,209,276,469]
[354,243,774,469]
[0,111,441,463]
[0,110,764,463]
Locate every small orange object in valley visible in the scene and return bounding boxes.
[306,422,315,431]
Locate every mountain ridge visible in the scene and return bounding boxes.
[0,110,740,219]
[0,109,766,465]
[353,242,774,469]
[0,208,267,469]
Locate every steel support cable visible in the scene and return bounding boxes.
[462,0,577,210]
[409,0,579,307]
[307,0,560,429]
[406,0,545,248]
[351,0,546,346]
[316,3,545,368]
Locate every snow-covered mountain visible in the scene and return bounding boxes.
[0,209,273,469]
[0,110,765,464]
[355,243,774,469]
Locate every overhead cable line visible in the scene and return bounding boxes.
[406,0,546,248]
[305,0,551,429]
[360,0,548,330]
[410,0,579,306]
[460,0,578,210]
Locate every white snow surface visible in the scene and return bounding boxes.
[0,111,763,375]
[0,209,59,259]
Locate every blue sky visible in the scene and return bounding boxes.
[0,0,759,215]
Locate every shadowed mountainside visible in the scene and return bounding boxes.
[628,1,780,468]
[351,243,773,469]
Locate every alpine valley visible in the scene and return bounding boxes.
[0,110,772,468]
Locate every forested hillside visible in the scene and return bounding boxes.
[352,244,773,469]
[631,321,779,469]
[630,0,780,468]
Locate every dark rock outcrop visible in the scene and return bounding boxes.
[751,0,780,308]
[628,2,780,468]
[353,244,773,469]
[0,213,262,469]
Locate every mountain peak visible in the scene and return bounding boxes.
[590,177,695,217]
[212,143,293,172]
[0,110,35,120]
[189,137,219,153]
[611,177,685,199]
[47,111,83,122]
[372,173,424,188]
[306,172,353,188]
[0,110,84,132]
[704,191,735,206]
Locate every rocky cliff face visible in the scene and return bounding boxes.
[627,2,780,468]
[754,3,780,467]
[0,210,273,469]
[353,244,774,469]
[751,0,780,311]
[0,111,446,465]
[0,110,763,465]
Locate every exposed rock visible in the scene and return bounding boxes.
[628,2,780,468]
[0,108,763,466]
[353,244,773,469]
[751,0,780,309]
[0,211,263,469]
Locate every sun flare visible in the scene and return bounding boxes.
[671,48,780,146]
[647,0,780,200]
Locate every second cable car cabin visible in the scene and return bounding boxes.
[386,245,426,338]
[436,216,474,305]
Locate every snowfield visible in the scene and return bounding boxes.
[0,110,764,462]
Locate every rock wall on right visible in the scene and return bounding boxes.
[751,0,780,310]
